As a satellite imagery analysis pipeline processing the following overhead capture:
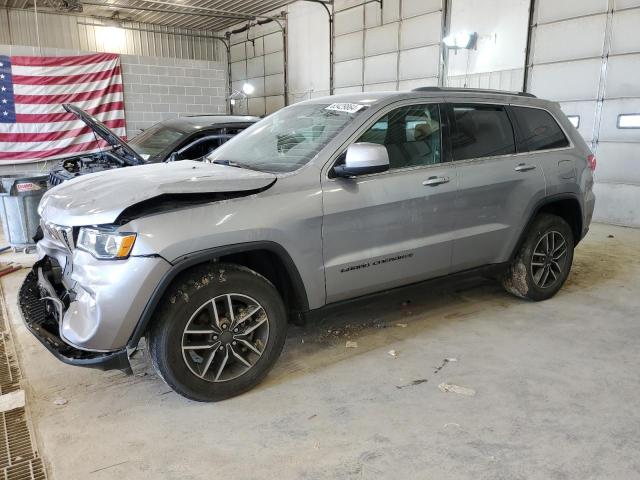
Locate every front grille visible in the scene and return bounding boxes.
[41,222,74,252]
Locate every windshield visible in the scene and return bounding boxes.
[129,124,186,160]
[207,103,367,173]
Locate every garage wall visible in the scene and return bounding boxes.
[226,1,330,114]
[121,56,227,137]
[527,0,640,227]
[286,1,331,102]
[444,0,529,91]
[333,0,445,93]
[228,19,286,116]
[0,9,222,61]
[0,44,227,140]
[225,0,446,114]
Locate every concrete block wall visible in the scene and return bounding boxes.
[120,55,228,138]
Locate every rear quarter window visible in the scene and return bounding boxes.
[512,106,570,152]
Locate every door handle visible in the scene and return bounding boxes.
[423,176,450,186]
[514,163,537,172]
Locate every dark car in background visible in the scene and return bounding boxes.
[48,104,258,186]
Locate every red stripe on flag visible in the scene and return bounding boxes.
[12,66,122,86]
[10,53,119,67]
[15,102,125,123]
[0,119,126,142]
[0,139,111,161]
[14,84,124,105]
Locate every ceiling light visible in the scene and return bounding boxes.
[242,82,255,95]
[443,32,478,50]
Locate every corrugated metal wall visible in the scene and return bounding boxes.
[446,68,526,92]
[527,0,640,227]
[333,0,445,93]
[0,9,222,61]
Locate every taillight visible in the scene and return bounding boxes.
[587,154,596,172]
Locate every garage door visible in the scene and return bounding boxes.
[229,21,286,116]
[527,0,640,226]
[333,0,444,93]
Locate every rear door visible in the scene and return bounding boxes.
[321,102,458,303]
[447,102,547,272]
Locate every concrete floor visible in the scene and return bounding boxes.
[2,222,640,479]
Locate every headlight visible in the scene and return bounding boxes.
[77,228,137,260]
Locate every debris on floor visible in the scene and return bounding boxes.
[434,357,456,374]
[438,383,476,396]
[443,423,461,429]
[53,398,68,406]
[396,379,428,390]
[608,234,615,238]
[0,262,21,277]
[345,341,358,348]
[396,323,408,328]
[0,389,25,412]
[388,349,398,358]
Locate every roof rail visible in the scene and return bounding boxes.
[412,86,537,98]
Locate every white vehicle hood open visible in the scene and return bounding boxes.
[39,161,277,226]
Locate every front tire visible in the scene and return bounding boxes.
[148,263,287,402]
[502,213,574,301]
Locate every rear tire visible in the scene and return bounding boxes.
[502,213,574,301]
[147,263,287,402]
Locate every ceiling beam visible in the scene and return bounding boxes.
[130,0,285,20]
[81,1,270,22]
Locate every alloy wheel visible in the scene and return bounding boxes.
[530,230,568,289]
[181,293,269,382]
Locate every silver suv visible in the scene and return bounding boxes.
[20,88,596,401]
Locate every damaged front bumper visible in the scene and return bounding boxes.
[19,261,131,372]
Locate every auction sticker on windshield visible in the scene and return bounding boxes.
[325,103,365,114]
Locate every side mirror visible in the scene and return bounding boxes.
[167,152,179,162]
[333,142,390,178]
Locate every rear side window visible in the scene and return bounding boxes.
[511,106,569,152]
[450,105,515,161]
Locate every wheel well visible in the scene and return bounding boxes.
[128,244,309,349]
[537,198,583,243]
[218,249,307,314]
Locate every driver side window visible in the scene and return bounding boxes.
[358,104,442,169]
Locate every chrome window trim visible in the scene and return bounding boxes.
[445,144,575,168]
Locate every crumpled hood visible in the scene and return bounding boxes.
[39,161,277,226]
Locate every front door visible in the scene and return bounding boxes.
[321,103,458,303]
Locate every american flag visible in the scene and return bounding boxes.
[0,52,126,164]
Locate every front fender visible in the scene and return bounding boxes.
[126,241,309,348]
